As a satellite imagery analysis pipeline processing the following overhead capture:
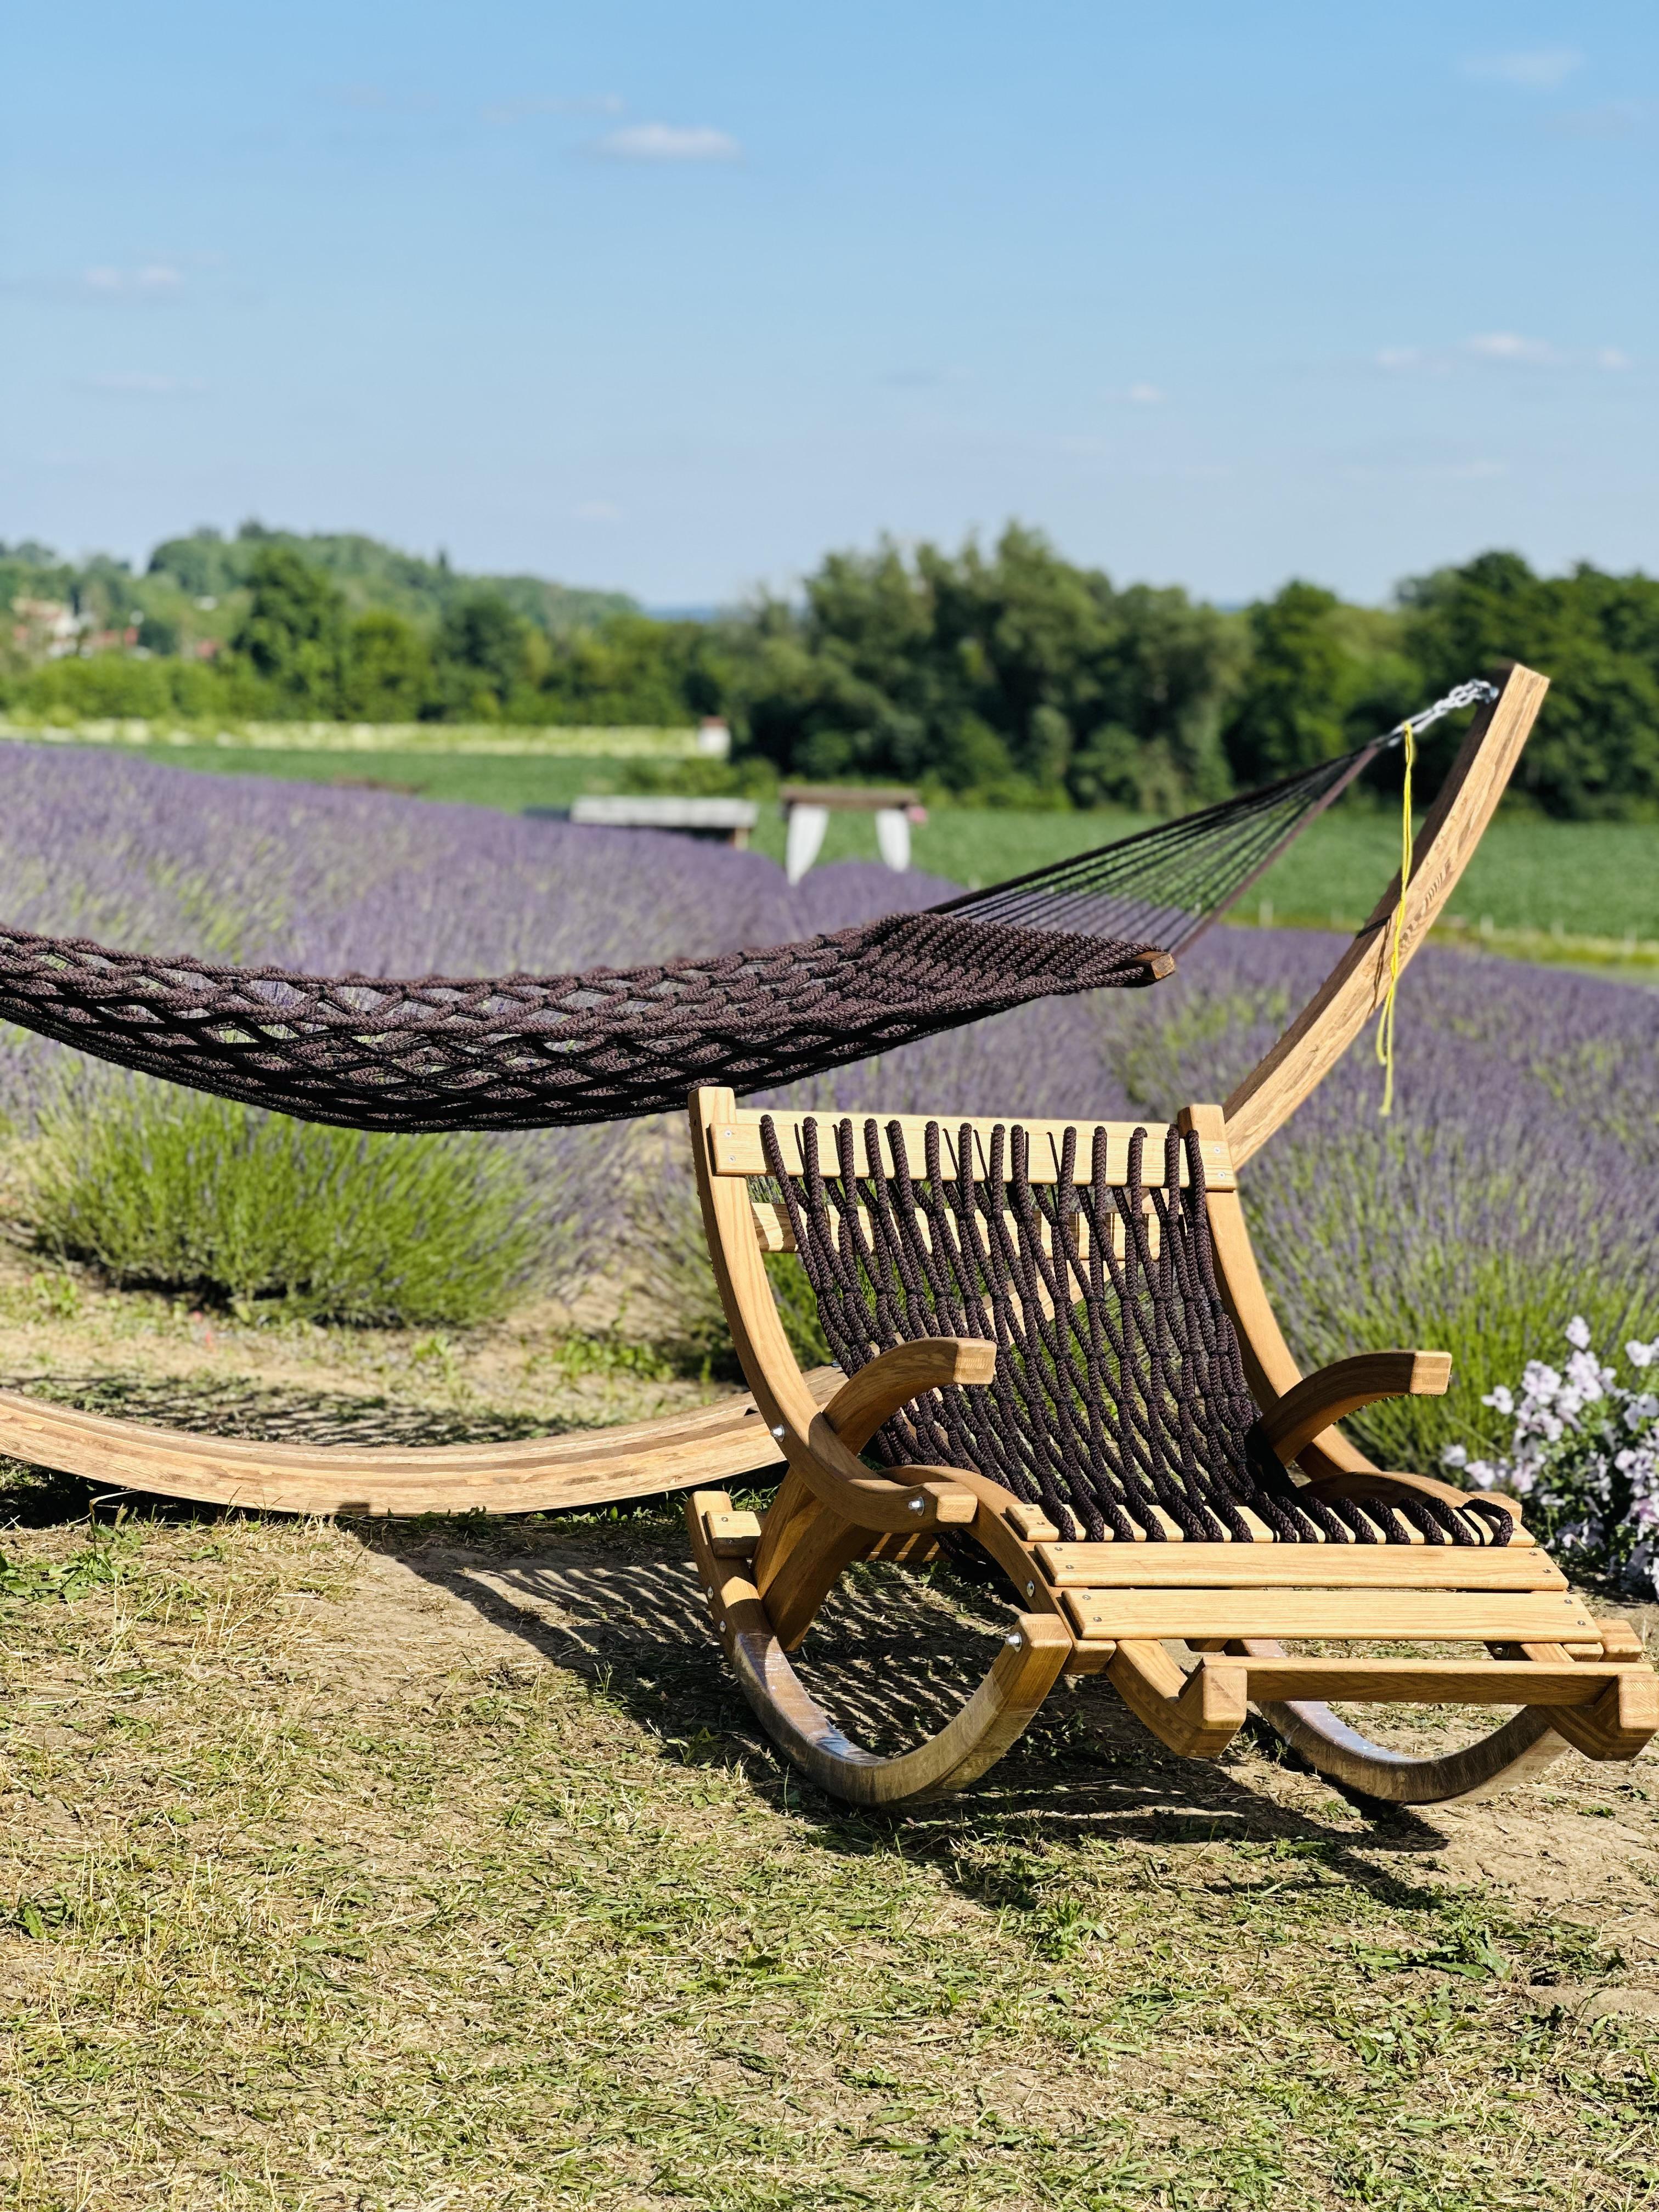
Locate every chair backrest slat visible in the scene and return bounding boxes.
[709,1107,1237,1190]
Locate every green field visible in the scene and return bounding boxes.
[71,741,1659,952]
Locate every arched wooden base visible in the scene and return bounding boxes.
[1239,1639,1570,1803]
[687,1488,1071,1804]
[0,1369,842,1518]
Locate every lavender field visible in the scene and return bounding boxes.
[2,740,1656,1486]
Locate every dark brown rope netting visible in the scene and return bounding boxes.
[0,680,1496,1131]
[763,1111,1515,1548]
[0,911,1162,1134]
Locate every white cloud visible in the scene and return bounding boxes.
[1372,332,1632,376]
[1098,381,1165,404]
[1464,330,1557,362]
[1465,47,1583,91]
[83,263,185,296]
[572,500,624,522]
[591,123,741,162]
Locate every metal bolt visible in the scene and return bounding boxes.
[907,1496,926,1513]
[706,1586,715,1601]
[1006,1631,1023,1649]
[770,1424,786,1440]
[1025,1580,1036,1596]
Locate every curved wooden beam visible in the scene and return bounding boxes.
[0,1369,841,1518]
[1222,662,1549,1165]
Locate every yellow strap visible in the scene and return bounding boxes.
[1375,721,1415,1116]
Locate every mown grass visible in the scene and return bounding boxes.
[1,1485,1655,2210]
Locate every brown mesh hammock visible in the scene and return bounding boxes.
[0,684,1493,1131]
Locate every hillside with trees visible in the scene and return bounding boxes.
[5,521,1657,819]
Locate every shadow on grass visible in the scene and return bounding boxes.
[382,1515,1464,1908]
[0,1375,1468,1908]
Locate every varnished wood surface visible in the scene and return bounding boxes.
[1222,663,1550,1165]
[1062,1586,1597,1644]
[708,1110,1236,1189]
[1036,1542,1567,1590]
[0,1369,843,1517]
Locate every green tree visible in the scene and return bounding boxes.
[227,546,346,714]
[1401,552,1659,817]
[341,610,434,721]
[1222,582,1355,787]
[435,591,532,717]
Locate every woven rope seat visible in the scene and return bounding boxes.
[762,1112,1513,1552]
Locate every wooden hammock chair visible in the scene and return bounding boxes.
[685,1079,1658,1806]
[0,663,1564,1541]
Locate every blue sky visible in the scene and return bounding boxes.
[4,3,1655,606]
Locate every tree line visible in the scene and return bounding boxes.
[5,521,1657,819]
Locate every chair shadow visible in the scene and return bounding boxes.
[385,1519,1464,1913]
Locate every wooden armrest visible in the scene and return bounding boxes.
[1256,1350,1451,1464]
[823,1338,998,1454]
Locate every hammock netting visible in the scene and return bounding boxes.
[0,682,1494,1133]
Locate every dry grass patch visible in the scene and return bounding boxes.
[0,1448,1656,2209]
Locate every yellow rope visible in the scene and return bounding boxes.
[1375,720,1415,1116]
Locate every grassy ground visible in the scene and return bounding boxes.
[2,1250,1657,2208]
[70,742,1659,963]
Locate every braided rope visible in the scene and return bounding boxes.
[763,1112,1515,1548]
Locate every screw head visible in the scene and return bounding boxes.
[1006,1631,1023,1649]
[1025,1580,1036,1596]
[770,1424,786,1440]
[907,1496,925,1513]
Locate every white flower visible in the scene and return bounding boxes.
[1483,1385,1515,1417]
[1627,1339,1657,1371]
[1441,1443,1469,1469]
[1523,1362,1563,1403]
[1567,1315,1592,1351]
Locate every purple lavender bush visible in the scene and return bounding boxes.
[2,741,1655,1558]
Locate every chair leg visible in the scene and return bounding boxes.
[687,1490,1071,1805]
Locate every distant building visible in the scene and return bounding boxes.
[11,597,81,658]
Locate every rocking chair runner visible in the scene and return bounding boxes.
[684,1085,1658,1805]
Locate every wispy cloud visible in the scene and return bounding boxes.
[591,123,741,163]
[1374,332,1632,374]
[572,500,624,522]
[83,263,186,297]
[483,93,623,126]
[1464,47,1583,91]
[1104,381,1165,405]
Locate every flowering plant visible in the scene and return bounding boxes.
[1442,1318,1659,1596]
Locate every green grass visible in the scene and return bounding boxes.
[1,1482,1654,2210]
[93,741,1659,947]
[24,1085,538,1326]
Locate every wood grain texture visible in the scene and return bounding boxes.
[1229,1655,1625,1705]
[1108,1642,1248,1759]
[686,1488,1071,1804]
[1062,1587,1596,1642]
[0,1368,840,1519]
[1222,662,1550,1165]
[708,1110,1235,1190]
[1036,1542,1566,1591]
[1257,1351,1452,1462]
[822,1338,998,1454]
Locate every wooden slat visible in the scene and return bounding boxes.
[710,1111,1237,1191]
[749,1197,1161,1266]
[1061,1586,1596,1643]
[1038,1541,1566,1591]
[1232,1655,1623,1706]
